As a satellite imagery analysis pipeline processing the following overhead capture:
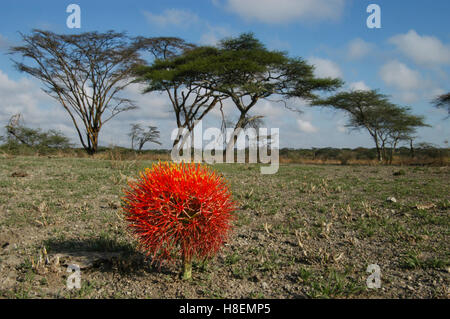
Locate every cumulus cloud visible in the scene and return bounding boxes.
[346,38,374,60]
[378,60,439,103]
[142,9,232,47]
[200,25,232,46]
[349,81,370,91]
[143,9,199,28]
[308,57,343,78]
[297,118,318,133]
[379,60,421,91]
[253,100,285,118]
[225,0,346,24]
[389,30,450,67]
[0,69,75,137]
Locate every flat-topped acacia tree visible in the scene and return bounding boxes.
[195,33,344,152]
[384,108,428,164]
[10,30,144,154]
[313,90,428,162]
[133,38,227,149]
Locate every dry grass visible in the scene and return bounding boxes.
[0,156,448,299]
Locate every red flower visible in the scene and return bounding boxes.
[122,162,236,279]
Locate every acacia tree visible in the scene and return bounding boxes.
[128,123,161,151]
[313,90,393,161]
[10,30,144,154]
[314,90,428,162]
[197,33,343,152]
[133,39,225,148]
[385,109,428,164]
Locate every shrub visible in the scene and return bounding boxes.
[338,150,353,165]
[393,169,406,176]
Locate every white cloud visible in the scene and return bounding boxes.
[346,38,374,60]
[254,100,284,118]
[0,69,74,137]
[308,57,343,78]
[378,61,440,103]
[297,118,318,133]
[379,60,421,91]
[142,9,232,46]
[200,25,231,46]
[143,9,199,28]
[389,30,450,67]
[349,81,370,91]
[397,91,420,104]
[225,0,346,24]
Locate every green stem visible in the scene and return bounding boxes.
[182,254,192,280]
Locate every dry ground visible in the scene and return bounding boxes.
[0,156,448,298]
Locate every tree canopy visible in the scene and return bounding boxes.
[313,90,428,162]
[10,29,143,154]
[193,33,343,150]
[128,123,161,151]
[134,33,343,151]
[133,40,227,148]
[433,92,450,117]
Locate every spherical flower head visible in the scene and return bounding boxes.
[122,162,236,268]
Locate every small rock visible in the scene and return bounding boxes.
[262,282,269,290]
[386,197,397,203]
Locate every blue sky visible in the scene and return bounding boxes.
[0,0,449,149]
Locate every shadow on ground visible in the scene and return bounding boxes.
[41,236,176,276]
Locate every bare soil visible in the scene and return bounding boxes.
[0,156,448,298]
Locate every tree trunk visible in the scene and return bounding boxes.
[225,112,248,159]
[131,136,135,151]
[84,130,99,155]
[410,139,415,159]
[172,125,189,148]
[381,140,387,163]
[389,140,398,165]
[374,137,382,162]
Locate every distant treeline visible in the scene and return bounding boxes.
[278,146,449,165]
[1,142,448,166]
